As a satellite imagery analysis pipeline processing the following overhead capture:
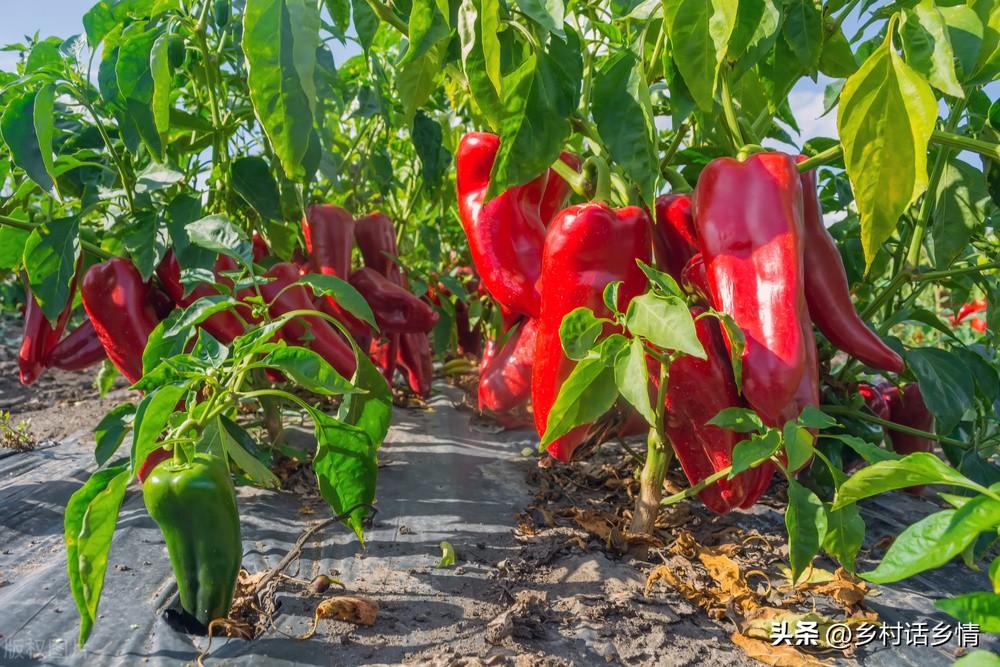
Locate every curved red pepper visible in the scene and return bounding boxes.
[81,258,161,384]
[369,336,399,382]
[539,152,581,225]
[456,132,548,318]
[354,212,403,283]
[653,194,698,281]
[798,162,904,374]
[349,268,439,334]
[18,265,79,385]
[858,382,890,420]
[665,308,751,513]
[47,319,107,371]
[479,318,538,414]
[882,383,934,494]
[157,251,246,344]
[397,331,432,397]
[533,203,651,462]
[693,152,809,427]
[258,262,357,379]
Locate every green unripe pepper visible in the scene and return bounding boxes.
[143,454,241,627]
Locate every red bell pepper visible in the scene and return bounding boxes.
[349,268,439,334]
[665,308,753,512]
[456,132,548,318]
[533,203,651,462]
[479,318,538,414]
[882,383,934,494]
[157,251,246,344]
[81,258,161,384]
[47,319,107,371]
[397,331,432,397]
[680,253,711,305]
[354,212,403,283]
[258,262,357,379]
[653,194,698,281]
[798,162,904,374]
[538,152,581,225]
[693,152,809,427]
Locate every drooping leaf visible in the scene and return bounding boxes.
[23,217,80,324]
[785,478,828,583]
[664,0,738,111]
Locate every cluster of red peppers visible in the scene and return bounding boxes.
[949,298,988,334]
[456,136,909,513]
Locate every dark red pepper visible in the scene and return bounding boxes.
[538,152,581,225]
[257,262,357,379]
[349,268,439,334]
[882,383,934,494]
[798,162,904,374]
[479,318,538,415]
[47,319,107,371]
[456,132,548,318]
[156,251,246,344]
[653,194,698,281]
[354,212,403,284]
[397,332,432,397]
[680,253,711,305]
[81,258,161,384]
[369,336,399,383]
[454,296,483,357]
[858,382,890,420]
[533,203,651,462]
[693,152,809,427]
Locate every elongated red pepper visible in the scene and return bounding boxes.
[882,383,934,494]
[538,152,581,225]
[349,268,439,334]
[534,203,651,461]
[157,251,246,344]
[693,153,809,426]
[858,382,889,420]
[653,194,698,281]
[456,132,548,318]
[479,318,539,414]
[454,296,483,357]
[665,309,751,513]
[354,212,403,283]
[18,265,79,385]
[81,258,161,384]
[47,319,107,371]
[397,331,432,397]
[258,263,357,378]
[798,162,904,374]
[369,336,399,382]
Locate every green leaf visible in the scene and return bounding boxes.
[782,0,824,72]
[397,40,447,124]
[261,344,356,396]
[0,225,30,270]
[1,89,56,195]
[540,356,618,447]
[458,0,503,129]
[783,422,814,473]
[64,466,129,646]
[352,0,379,52]
[664,0,738,111]
[559,307,606,361]
[823,503,865,574]
[731,429,780,474]
[130,383,187,477]
[94,403,135,467]
[215,416,280,488]
[785,478,828,583]
[954,348,1000,406]
[231,156,283,221]
[150,33,171,138]
[905,348,974,434]
[942,3,985,81]
[592,50,657,205]
[728,0,780,79]
[337,350,393,451]
[401,0,450,65]
[837,26,938,267]
[901,0,963,98]
[819,23,858,78]
[828,433,902,464]
[708,407,764,433]
[243,0,320,180]
[311,410,377,541]
[298,273,378,330]
[798,405,836,430]
[187,215,254,269]
[637,260,684,299]
[833,453,988,509]
[929,158,990,268]
[192,329,228,367]
[412,111,450,187]
[939,602,1000,637]
[624,293,705,358]
[437,540,458,568]
[615,338,655,428]
[865,496,1000,583]
[515,0,564,37]
[122,210,167,281]
[714,312,745,391]
[23,216,80,324]
[116,24,164,159]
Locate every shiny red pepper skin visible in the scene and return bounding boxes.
[369,336,399,382]
[479,318,539,414]
[653,194,698,281]
[665,309,751,513]
[680,253,711,305]
[456,132,549,318]
[354,212,403,284]
[349,268,439,334]
[47,319,107,371]
[157,251,246,344]
[693,153,809,427]
[858,382,890,420]
[258,263,357,378]
[798,163,904,374]
[534,203,652,462]
[397,331,432,397]
[882,383,934,494]
[81,258,161,384]
[538,152,581,225]
[19,293,68,385]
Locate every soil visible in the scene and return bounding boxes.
[0,325,995,666]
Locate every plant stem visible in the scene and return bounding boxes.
[661,466,733,505]
[365,0,409,34]
[860,269,910,320]
[931,129,1000,160]
[719,71,745,150]
[0,215,111,260]
[821,405,969,448]
[796,144,844,172]
[629,430,671,533]
[550,158,588,198]
[662,167,692,193]
[912,261,1000,282]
